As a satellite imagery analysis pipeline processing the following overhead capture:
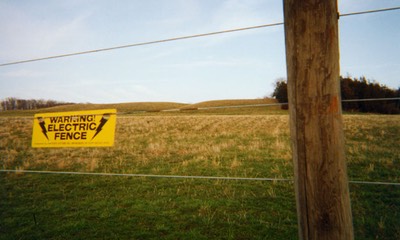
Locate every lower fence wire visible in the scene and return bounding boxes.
[1,169,399,186]
[1,97,399,186]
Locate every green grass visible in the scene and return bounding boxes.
[0,175,297,240]
[343,115,400,239]
[0,108,399,239]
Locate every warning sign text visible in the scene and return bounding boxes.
[32,109,116,148]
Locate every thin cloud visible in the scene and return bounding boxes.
[1,69,49,78]
[0,2,93,62]
[167,57,262,69]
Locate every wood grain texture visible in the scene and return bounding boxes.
[283,1,354,239]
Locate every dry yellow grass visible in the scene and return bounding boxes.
[1,113,398,181]
[0,114,291,178]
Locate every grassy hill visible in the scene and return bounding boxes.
[181,98,278,109]
[1,113,399,239]
[0,98,283,116]
[0,97,399,238]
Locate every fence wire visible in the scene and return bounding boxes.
[1,169,399,186]
[1,7,399,67]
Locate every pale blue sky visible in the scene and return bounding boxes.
[0,0,399,104]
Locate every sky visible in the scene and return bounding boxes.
[0,0,399,104]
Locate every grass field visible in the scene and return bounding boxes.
[0,102,399,239]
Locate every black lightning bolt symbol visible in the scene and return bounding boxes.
[38,117,49,140]
[92,113,111,140]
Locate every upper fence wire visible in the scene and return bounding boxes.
[1,6,399,67]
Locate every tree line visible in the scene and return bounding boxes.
[271,76,400,114]
[0,97,74,111]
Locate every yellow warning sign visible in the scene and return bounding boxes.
[32,109,117,148]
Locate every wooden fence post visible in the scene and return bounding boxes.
[283,0,354,239]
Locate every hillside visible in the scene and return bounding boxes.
[43,102,189,114]
[0,98,281,116]
[180,98,278,110]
